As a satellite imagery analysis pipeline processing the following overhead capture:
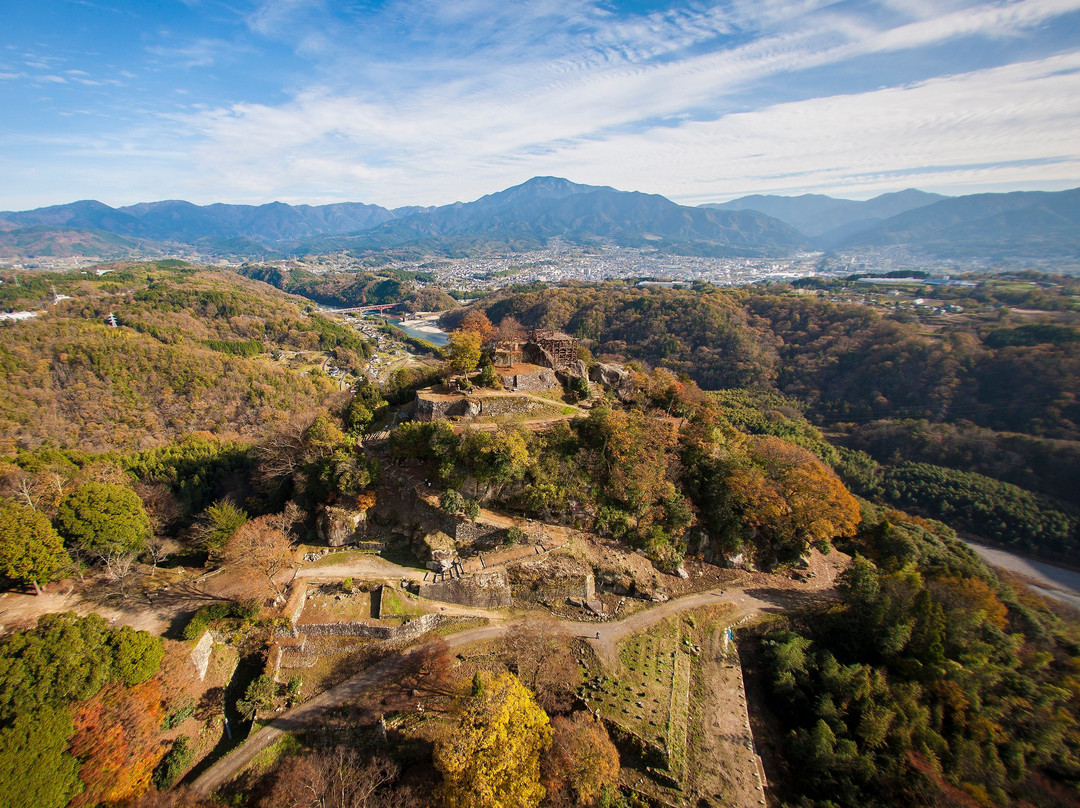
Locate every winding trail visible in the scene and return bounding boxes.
[190,579,826,796]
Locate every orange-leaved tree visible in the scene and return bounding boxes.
[223,514,295,600]
[459,310,496,344]
[542,712,620,808]
[727,436,860,562]
[68,679,166,807]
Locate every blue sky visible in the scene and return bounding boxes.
[2,0,1080,209]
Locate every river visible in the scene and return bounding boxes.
[387,315,449,347]
[964,539,1080,610]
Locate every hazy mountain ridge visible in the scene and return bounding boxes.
[703,189,947,237]
[1,199,397,245]
[294,177,809,256]
[838,187,1080,257]
[2,180,1079,261]
[0,224,162,261]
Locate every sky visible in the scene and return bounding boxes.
[2,0,1080,210]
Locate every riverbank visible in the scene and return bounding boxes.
[389,313,449,346]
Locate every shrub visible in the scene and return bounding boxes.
[440,489,465,516]
[182,599,260,641]
[152,735,194,790]
[162,703,195,730]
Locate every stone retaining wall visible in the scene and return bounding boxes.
[412,391,553,421]
[413,396,468,421]
[499,367,559,392]
[510,569,595,604]
[296,612,443,641]
[455,520,507,547]
[419,569,512,609]
[474,395,546,415]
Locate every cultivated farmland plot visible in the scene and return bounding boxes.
[582,604,765,806]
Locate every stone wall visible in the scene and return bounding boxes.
[509,562,595,604]
[500,368,559,392]
[408,487,506,546]
[477,395,545,416]
[455,520,507,548]
[292,613,444,641]
[413,395,469,422]
[419,569,512,609]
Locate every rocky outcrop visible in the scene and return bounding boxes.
[416,530,458,572]
[589,362,629,387]
[556,360,589,387]
[190,631,214,681]
[317,506,367,547]
[589,362,636,402]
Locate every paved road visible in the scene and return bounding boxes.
[964,539,1080,610]
[189,580,818,796]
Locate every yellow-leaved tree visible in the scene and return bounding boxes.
[434,671,552,808]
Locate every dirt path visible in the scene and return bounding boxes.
[687,627,768,808]
[294,555,429,584]
[190,568,841,797]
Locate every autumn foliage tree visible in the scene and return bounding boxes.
[68,679,166,807]
[690,434,860,565]
[459,310,496,344]
[223,514,295,600]
[435,672,552,808]
[0,613,165,808]
[448,330,483,376]
[732,436,860,559]
[541,713,620,808]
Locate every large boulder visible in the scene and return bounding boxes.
[317,506,366,547]
[563,359,589,379]
[589,362,636,402]
[589,362,629,387]
[416,530,458,571]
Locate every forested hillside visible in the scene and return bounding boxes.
[0,263,358,452]
[758,504,1080,807]
[237,263,457,311]
[460,275,1080,559]
[466,277,1079,437]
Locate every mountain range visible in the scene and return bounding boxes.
[2,177,1078,262]
[702,188,947,241]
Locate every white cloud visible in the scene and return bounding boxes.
[146,50,1080,206]
[6,0,1080,208]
